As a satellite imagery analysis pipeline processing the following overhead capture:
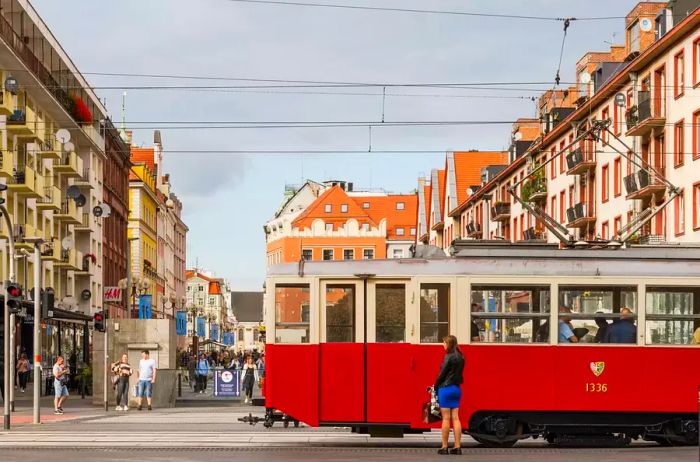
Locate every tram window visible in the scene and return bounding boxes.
[646,287,700,345]
[375,284,406,343]
[558,286,637,344]
[326,285,355,342]
[470,286,550,344]
[274,284,310,344]
[420,284,450,343]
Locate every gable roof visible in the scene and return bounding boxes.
[452,151,509,209]
[353,194,417,240]
[292,185,376,229]
[186,270,223,295]
[131,147,155,171]
[231,291,263,323]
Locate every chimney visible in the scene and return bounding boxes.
[625,2,667,57]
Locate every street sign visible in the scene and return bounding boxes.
[213,370,240,397]
[103,286,123,302]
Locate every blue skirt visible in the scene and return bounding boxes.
[437,384,461,409]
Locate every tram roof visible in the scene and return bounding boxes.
[267,245,700,278]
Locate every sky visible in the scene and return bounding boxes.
[32,0,638,290]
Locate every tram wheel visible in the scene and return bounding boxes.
[283,420,290,428]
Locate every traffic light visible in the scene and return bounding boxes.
[93,311,105,332]
[42,287,55,319]
[6,282,22,314]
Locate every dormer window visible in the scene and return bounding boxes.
[363,202,370,209]
[396,227,405,236]
[396,202,405,210]
[340,204,348,213]
[362,223,370,231]
[324,204,332,213]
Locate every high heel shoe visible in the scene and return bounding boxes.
[437,448,449,455]
[449,448,462,455]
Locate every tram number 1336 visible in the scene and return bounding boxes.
[585,383,608,393]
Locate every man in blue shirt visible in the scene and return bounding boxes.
[604,307,637,344]
[559,306,579,343]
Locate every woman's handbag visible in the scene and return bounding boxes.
[422,386,441,424]
[111,374,120,389]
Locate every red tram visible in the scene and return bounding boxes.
[263,246,700,446]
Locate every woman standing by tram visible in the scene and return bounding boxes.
[241,355,259,404]
[434,335,465,455]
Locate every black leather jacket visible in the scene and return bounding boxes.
[434,351,465,389]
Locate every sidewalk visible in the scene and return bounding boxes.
[1,392,103,426]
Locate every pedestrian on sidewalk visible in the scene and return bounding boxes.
[111,354,132,411]
[434,335,465,455]
[241,355,259,404]
[16,353,30,393]
[136,350,157,411]
[195,352,209,394]
[187,354,197,390]
[52,356,70,415]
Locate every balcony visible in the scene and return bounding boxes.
[490,202,511,222]
[566,203,596,229]
[522,177,547,202]
[55,248,82,271]
[523,227,545,241]
[37,186,61,211]
[40,241,61,262]
[0,151,13,178]
[624,170,666,200]
[73,167,93,188]
[626,91,665,137]
[35,140,61,160]
[466,221,482,238]
[8,165,43,198]
[74,212,92,231]
[55,201,82,225]
[565,147,596,175]
[53,151,83,178]
[13,223,41,251]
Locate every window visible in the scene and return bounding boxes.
[392,248,404,259]
[613,101,620,135]
[363,249,374,260]
[674,190,685,236]
[410,227,416,236]
[674,50,685,98]
[550,150,557,179]
[301,249,312,260]
[550,196,557,221]
[340,204,348,213]
[324,204,332,213]
[395,227,405,236]
[325,223,333,232]
[343,249,354,260]
[558,286,638,344]
[470,285,550,343]
[601,221,609,240]
[361,223,370,231]
[646,287,700,344]
[694,110,700,160]
[613,157,622,197]
[694,37,700,85]
[601,107,609,143]
[275,284,310,343]
[396,202,405,210]
[694,182,700,229]
[376,284,406,342]
[559,190,565,224]
[601,164,609,202]
[614,215,622,235]
[674,120,684,167]
[363,202,370,209]
[326,285,355,342]
[419,283,449,343]
[198,286,204,292]
[322,249,333,260]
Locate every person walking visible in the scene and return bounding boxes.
[136,350,157,411]
[434,335,465,455]
[187,354,197,391]
[52,356,70,415]
[195,352,209,394]
[241,355,259,404]
[111,354,132,411]
[16,353,30,393]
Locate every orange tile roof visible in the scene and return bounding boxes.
[292,185,376,230]
[453,151,509,207]
[131,148,155,171]
[422,184,431,238]
[436,169,446,224]
[351,194,417,240]
[186,270,222,295]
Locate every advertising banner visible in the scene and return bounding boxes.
[175,311,187,336]
[213,369,240,397]
[103,286,123,302]
[138,295,152,319]
[211,323,219,342]
[196,316,206,337]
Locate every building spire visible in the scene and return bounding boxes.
[119,91,129,143]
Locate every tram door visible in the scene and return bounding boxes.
[319,280,365,423]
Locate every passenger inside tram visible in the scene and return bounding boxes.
[604,307,637,344]
[470,303,481,342]
[558,306,579,343]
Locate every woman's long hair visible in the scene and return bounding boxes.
[443,335,462,355]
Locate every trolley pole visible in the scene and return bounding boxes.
[2,203,16,430]
[32,244,41,424]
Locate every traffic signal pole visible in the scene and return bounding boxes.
[104,319,108,412]
[2,204,16,430]
[32,245,40,424]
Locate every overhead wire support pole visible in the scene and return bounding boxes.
[2,203,16,430]
[32,244,41,424]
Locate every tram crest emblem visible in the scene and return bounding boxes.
[590,361,605,377]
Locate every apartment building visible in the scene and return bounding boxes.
[265,180,417,264]
[186,269,229,341]
[422,2,700,250]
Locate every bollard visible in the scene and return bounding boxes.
[178,372,182,398]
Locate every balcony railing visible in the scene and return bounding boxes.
[625,91,665,136]
[523,227,545,241]
[522,177,547,202]
[490,202,511,222]
[466,221,482,237]
[623,170,666,200]
[565,146,596,175]
[565,203,596,229]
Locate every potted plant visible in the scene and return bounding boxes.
[69,93,93,124]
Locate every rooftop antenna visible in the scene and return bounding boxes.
[119,91,128,142]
